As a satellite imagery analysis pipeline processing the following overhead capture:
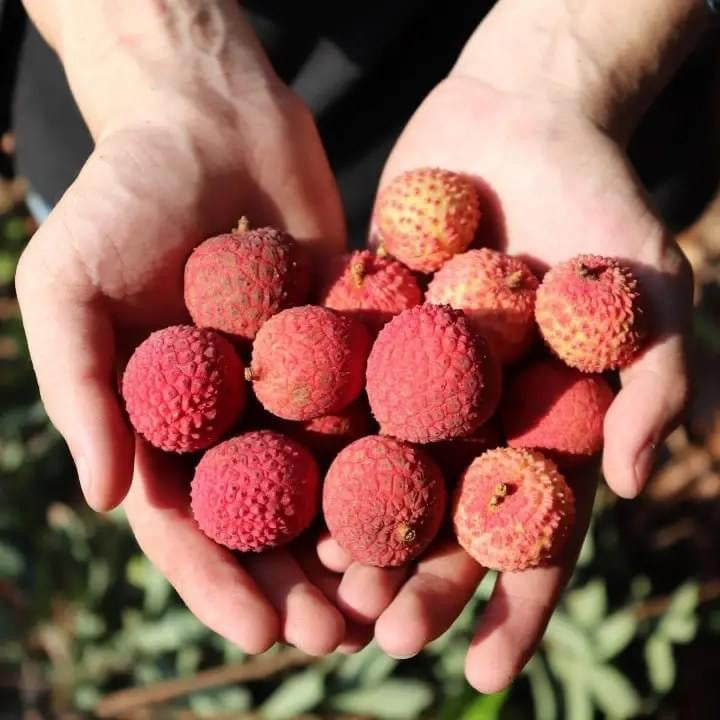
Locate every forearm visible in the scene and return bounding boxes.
[21,0,278,136]
[455,0,710,140]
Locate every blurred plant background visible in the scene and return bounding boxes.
[3,52,720,720]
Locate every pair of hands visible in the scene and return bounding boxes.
[15,57,691,691]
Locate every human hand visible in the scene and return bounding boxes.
[16,1,347,655]
[320,0,701,689]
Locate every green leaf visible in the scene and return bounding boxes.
[260,668,324,719]
[665,582,699,617]
[595,611,637,660]
[0,541,23,578]
[458,689,508,720]
[544,612,595,661]
[327,679,434,719]
[336,642,396,685]
[564,676,593,720]
[576,523,595,567]
[566,580,606,628]
[658,613,698,644]
[588,665,641,719]
[645,635,675,693]
[524,657,557,720]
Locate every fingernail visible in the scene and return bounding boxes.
[633,442,656,494]
[75,455,94,504]
[389,650,419,660]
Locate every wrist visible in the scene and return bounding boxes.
[454,0,709,142]
[30,0,282,138]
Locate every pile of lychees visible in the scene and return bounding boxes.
[122,167,646,572]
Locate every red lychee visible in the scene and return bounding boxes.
[535,254,645,372]
[502,360,614,466]
[191,430,319,552]
[319,250,422,334]
[374,168,480,273]
[184,220,308,344]
[426,249,538,363]
[366,304,501,443]
[121,325,245,453]
[323,435,447,567]
[453,448,574,571]
[247,305,371,421]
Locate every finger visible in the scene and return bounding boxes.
[294,539,372,654]
[244,551,346,656]
[16,250,134,510]
[603,335,688,498]
[464,473,596,693]
[337,562,408,624]
[603,244,692,498]
[124,441,279,653]
[316,532,354,573]
[375,540,486,659]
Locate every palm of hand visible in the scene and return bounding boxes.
[319,77,692,691]
[16,98,350,655]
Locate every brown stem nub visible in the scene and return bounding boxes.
[505,270,524,290]
[396,522,416,544]
[234,216,251,233]
[577,262,603,280]
[350,259,366,288]
[376,242,388,258]
[244,367,254,382]
[488,482,508,510]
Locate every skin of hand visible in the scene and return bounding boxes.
[15,0,350,655]
[319,0,707,691]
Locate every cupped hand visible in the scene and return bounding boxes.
[15,83,349,655]
[321,74,692,689]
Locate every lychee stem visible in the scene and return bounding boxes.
[577,262,603,280]
[488,482,508,510]
[350,259,366,288]
[234,216,251,233]
[244,367,254,382]
[396,522,416,543]
[505,270,524,290]
[376,242,388,258]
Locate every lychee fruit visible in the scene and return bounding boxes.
[535,254,645,372]
[319,250,422,334]
[323,435,447,567]
[121,325,245,453]
[366,304,501,443]
[426,249,538,363]
[374,168,480,273]
[453,448,574,571]
[427,419,502,482]
[502,360,614,466]
[191,431,319,552]
[247,306,371,421]
[184,219,308,344]
[278,399,372,461]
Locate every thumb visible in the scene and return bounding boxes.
[15,242,134,511]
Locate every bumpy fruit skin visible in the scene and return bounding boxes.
[374,168,480,273]
[191,431,319,552]
[366,304,501,442]
[122,325,245,453]
[184,224,308,344]
[279,400,372,461]
[428,419,502,482]
[535,254,644,372]
[453,448,574,571]
[323,435,447,567]
[320,250,422,334]
[502,360,614,466]
[426,249,538,363]
[248,306,371,421]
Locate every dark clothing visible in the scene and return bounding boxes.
[1,0,719,241]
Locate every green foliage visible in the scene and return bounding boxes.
[2,197,719,720]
